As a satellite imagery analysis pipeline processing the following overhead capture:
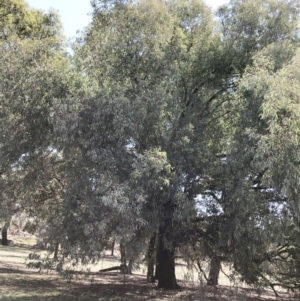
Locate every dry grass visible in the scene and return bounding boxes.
[0,237,299,301]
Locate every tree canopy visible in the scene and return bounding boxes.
[1,0,300,293]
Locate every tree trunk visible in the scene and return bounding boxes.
[154,254,160,280]
[53,243,59,260]
[111,239,115,256]
[1,222,9,246]
[154,234,160,280]
[119,241,133,274]
[147,232,156,283]
[127,258,133,274]
[207,255,221,286]
[120,241,127,273]
[157,225,179,289]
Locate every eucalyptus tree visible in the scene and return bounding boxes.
[2,0,299,291]
[51,0,300,289]
[0,0,83,246]
[229,44,300,293]
[52,0,236,288]
[181,0,300,287]
[193,40,300,292]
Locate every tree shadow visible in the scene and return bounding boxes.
[188,285,300,301]
[1,245,299,301]
[0,254,27,259]
[0,245,31,253]
[0,267,32,274]
[0,294,102,301]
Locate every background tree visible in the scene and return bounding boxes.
[231,44,300,293]
[0,0,83,245]
[181,0,300,288]
[194,40,300,292]
[0,0,62,41]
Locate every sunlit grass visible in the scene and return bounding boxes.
[0,246,31,264]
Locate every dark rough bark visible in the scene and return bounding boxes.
[1,222,9,246]
[207,255,221,286]
[157,225,179,289]
[147,232,156,283]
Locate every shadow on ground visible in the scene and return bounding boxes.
[0,244,299,301]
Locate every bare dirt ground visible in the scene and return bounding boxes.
[0,237,299,301]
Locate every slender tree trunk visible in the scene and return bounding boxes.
[1,228,8,246]
[1,222,10,246]
[147,232,156,283]
[53,243,59,260]
[157,225,179,289]
[127,258,133,274]
[154,248,160,280]
[111,239,115,256]
[120,241,127,274]
[154,233,160,280]
[120,241,134,274]
[207,255,221,286]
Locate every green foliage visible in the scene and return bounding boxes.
[0,0,83,248]
[223,40,300,291]
[26,252,58,273]
[2,0,300,292]
[217,0,300,70]
[0,0,63,41]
